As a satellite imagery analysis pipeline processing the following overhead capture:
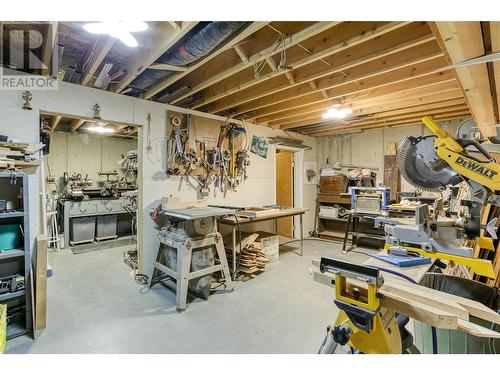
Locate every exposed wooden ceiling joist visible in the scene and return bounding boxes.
[277,96,466,130]
[51,115,62,130]
[114,21,199,93]
[231,49,447,118]
[307,110,471,136]
[196,21,417,112]
[207,33,437,115]
[432,22,497,137]
[41,21,58,75]
[70,119,86,133]
[490,22,500,121]
[80,36,116,86]
[259,81,461,124]
[144,22,271,100]
[248,70,456,121]
[169,21,342,105]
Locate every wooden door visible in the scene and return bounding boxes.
[276,150,293,237]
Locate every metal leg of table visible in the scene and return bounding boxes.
[352,216,359,247]
[232,226,237,279]
[342,213,352,253]
[300,213,304,256]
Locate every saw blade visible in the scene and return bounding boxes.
[397,136,459,192]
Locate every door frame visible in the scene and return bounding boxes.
[271,145,304,239]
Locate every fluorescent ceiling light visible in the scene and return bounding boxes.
[322,106,353,119]
[87,122,115,134]
[83,21,148,47]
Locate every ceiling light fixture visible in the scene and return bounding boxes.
[87,124,115,133]
[322,105,353,119]
[83,21,148,47]
[87,103,115,133]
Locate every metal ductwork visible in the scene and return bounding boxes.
[126,21,246,98]
[159,21,245,66]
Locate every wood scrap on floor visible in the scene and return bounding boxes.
[224,233,269,278]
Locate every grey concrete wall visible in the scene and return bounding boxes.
[45,132,136,192]
[316,119,462,191]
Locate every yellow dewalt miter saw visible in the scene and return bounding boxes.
[374,116,500,278]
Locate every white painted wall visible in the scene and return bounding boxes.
[0,73,317,277]
[317,119,462,191]
[45,131,136,192]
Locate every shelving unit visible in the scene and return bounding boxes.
[0,172,32,341]
[316,192,352,240]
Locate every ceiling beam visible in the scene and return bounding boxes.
[205,30,436,114]
[144,22,270,100]
[168,21,182,31]
[286,100,467,131]
[169,21,342,105]
[490,22,500,122]
[70,119,86,133]
[258,81,461,124]
[247,70,456,121]
[276,96,467,129]
[114,21,199,93]
[307,110,470,136]
[230,47,446,117]
[432,22,497,136]
[80,36,116,86]
[51,115,62,130]
[193,21,412,111]
[233,45,248,63]
[41,21,58,76]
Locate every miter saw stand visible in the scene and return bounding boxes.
[148,206,235,311]
[374,199,498,278]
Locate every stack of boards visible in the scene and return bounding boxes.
[0,142,43,171]
[224,233,269,278]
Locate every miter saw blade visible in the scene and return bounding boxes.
[397,135,459,191]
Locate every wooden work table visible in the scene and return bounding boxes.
[220,207,309,278]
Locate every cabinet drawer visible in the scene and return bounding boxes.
[68,201,97,216]
[97,202,124,214]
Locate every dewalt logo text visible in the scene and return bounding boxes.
[455,156,499,179]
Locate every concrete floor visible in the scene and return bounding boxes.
[6,239,375,354]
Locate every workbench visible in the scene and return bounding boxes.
[220,207,309,276]
[60,196,132,248]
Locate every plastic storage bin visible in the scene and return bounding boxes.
[0,224,21,251]
[96,215,118,239]
[70,217,96,244]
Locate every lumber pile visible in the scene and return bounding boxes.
[0,142,43,171]
[224,233,269,277]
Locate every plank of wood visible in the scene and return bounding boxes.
[382,282,469,321]
[383,155,399,203]
[35,234,47,331]
[457,319,500,339]
[80,36,116,86]
[388,277,500,325]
